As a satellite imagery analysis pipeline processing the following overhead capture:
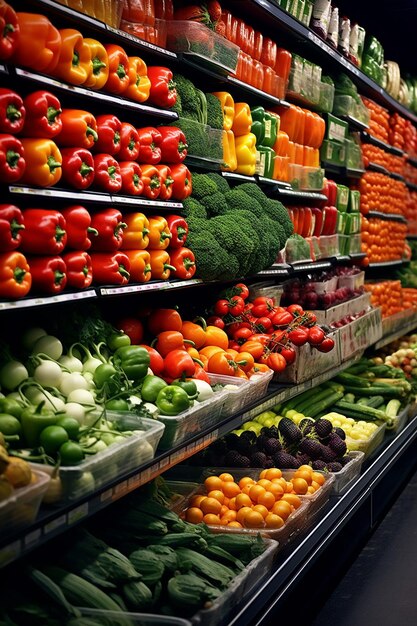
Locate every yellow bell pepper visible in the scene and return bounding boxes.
[20,139,62,187]
[221,130,237,172]
[84,38,109,90]
[126,56,151,103]
[212,91,235,131]
[232,103,253,137]
[53,29,92,85]
[235,133,257,177]
[121,212,150,250]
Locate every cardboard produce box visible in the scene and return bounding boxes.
[275,332,341,383]
[339,307,382,362]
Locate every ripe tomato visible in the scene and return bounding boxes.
[252,296,274,308]
[315,337,335,353]
[304,312,317,326]
[280,345,296,364]
[214,299,230,316]
[307,326,325,345]
[206,316,225,329]
[233,327,253,343]
[229,295,245,316]
[271,311,293,327]
[255,316,272,332]
[287,304,304,316]
[251,303,271,317]
[239,340,265,360]
[116,317,144,344]
[234,282,249,300]
[267,352,287,372]
[288,327,309,346]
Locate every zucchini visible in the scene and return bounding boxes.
[323,381,345,393]
[343,393,356,403]
[308,391,345,418]
[369,365,396,377]
[341,385,406,398]
[357,396,385,409]
[296,387,334,415]
[344,361,371,375]
[334,400,392,424]
[334,372,371,388]
[385,399,402,418]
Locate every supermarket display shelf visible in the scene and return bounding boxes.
[0,290,97,311]
[367,211,407,223]
[185,156,222,171]
[290,260,332,273]
[257,177,292,189]
[227,76,290,108]
[349,252,367,261]
[407,155,417,168]
[98,278,204,296]
[374,309,417,350]
[12,68,178,121]
[391,172,406,182]
[361,132,404,157]
[0,64,8,75]
[221,172,257,183]
[406,181,417,192]
[105,26,178,60]
[367,260,405,269]
[0,355,362,569]
[274,188,328,202]
[407,234,417,240]
[322,163,365,179]
[7,185,183,210]
[367,162,390,176]
[338,114,369,132]
[227,415,417,626]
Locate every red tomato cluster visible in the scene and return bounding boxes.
[361,216,407,263]
[404,189,417,234]
[361,144,405,175]
[362,97,390,143]
[358,171,407,216]
[364,280,406,318]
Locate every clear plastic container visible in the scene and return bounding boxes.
[249,282,284,305]
[301,166,325,190]
[208,126,223,163]
[318,82,335,113]
[0,468,50,533]
[79,609,191,626]
[209,370,274,418]
[166,20,239,72]
[176,118,210,159]
[120,18,167,47]
[333,94,357,118]
[33,417,164,502]
[327,451,365,494]
[337,270,365,291]
[346,423,386,459]
[317,233,340,258]
[390,405,409,434]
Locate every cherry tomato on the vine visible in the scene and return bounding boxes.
[287,304,304,316]
[214,299,230,316]
[307,326,325,345]
[315,337,335,353]
[271,311,293,327]
[255,316,272,332]
[206,316,225,329]
[233,327,253,343]
[288,327,309,346]
[229,295,245,316]
[234,283,249,300]
[280,346,296,365]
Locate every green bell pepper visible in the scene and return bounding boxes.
[256,145,275,178]
[172,378,198,399]
[113,346,150,381]
[156,385,190,416]
[0,414,22,437]
[93,362,117,388]
[0,397,23,418]
[141,374,168,403]
[21,402,58,448]
[251,106,266,145]
[262,111,278,148]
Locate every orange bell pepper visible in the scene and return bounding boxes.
[181,321,206,349]
[121,213,150,250]
[273,130,290,157]
[0,251,31,299]
[232,103,252,137]
[124,249,151,282]
[53,29,92,85]
[279,104,299,142]
[293,107,305,145]
[149,249,175,280]
[294,143,304,165]
[212,91,235,131]
[13,13,61,73]
[104,44,130,94]
[57,110,98,149]
[126,56,151,103]
[19,138,62,187]
[84,38,109,90]
[203,325,229,350]
[221,129,237,172]
[147,215,172,250]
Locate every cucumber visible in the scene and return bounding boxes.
[356,396,385,408]
[309,391,345,419]
[341,385,406,398]
[385,399,402,418]
[334,399,392,424]
[296,387,334,415]
[334,372,371,388]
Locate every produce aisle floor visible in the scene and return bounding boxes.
[311,470,417,626]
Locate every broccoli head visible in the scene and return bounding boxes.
[200,191,229,217]
[205,172,230,194]
[170,90,182,116]
[264,199,294,238]
[182,197,208,220]
[190,173,218,200]
[185,216,208,234]
[176,118,209,157]
[224,189,264,218]
[206,93,223,130]
[236,182,269,206]
[174,74,199,114]
[186,230,238,281]
[216,253,241,281]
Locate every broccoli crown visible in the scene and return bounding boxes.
[206,93,223,130]
[176,118,209,157]
[205,172,230,194]
[186,216,208,233]
[224,189,264,218]
[186,230,237,281]
[182,197,208,220]
[170,90,182,116]
[236,182,269,206]
[174,74,199,113]
[190,173,218,200]
[264,199,294,238]
[216,253,241,281]
[200,191,229,217]
[208,214,256,276]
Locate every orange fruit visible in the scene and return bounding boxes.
[185,507,204,524]
[292,478,309,495]
[219,472,234,482]
[243,510,264,528]
[311,471,325,486]
[285,480,293,493]
[203,513,222,525]
[228,521,243,529]
[257,490,276,510]
[311,481,320,491]
[264,468,282,480]
[237,506,253,524]
[293,469,313,484]
[298,464,313,473]
[265,513,285,529]
[220,504,229,516]
[253,504,269,518]
[204,476,224,492]
[282,493,302,508]
[208,489,225,504]
[190,494,206,508]
[307,486,316,494]
[267,483,284,499]
[228,497,237,511]
[239,476,255,489]
[272,500,292,520]
[235,493,252,510]
[259,469,269,479]
[249,484,266,503]
[200,497,222,515]
[257,478,272,489]
[220,510,237,524]
[222,481,241,498]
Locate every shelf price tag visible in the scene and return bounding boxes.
[0,541,21,567]
[44,514,66,535]
[100,488,113,502]
[67,503,89,525]
[24,528,42,548]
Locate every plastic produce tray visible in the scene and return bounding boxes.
[157,389,227,450]
[79,609,191,626]
[324,451,365,495]
[390,405,409,434]
[0,468,50,533]
[209,370,274,419]
[34,416,164,502]
[346,422,386,459]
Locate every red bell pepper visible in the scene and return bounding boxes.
[94,114,121,155]
[90,208,126,251]
[260,37,277,68]
[90,251,130,285]
[327,180,338,206]
[20,208,67,255]
[22,91,62,139]
[0,89,25,134]
[156,164,173,201]
[140,164,161,200]
[136,127,162,165]
[311,207,324,237]
[104,44,130,94]
[164,349,196,379]
[28,255,67,294]
[0,2,19,60]
[166,214,188,248]
[253,30,263,61]
[92,154,122,193]
[0,250,31,298]
[119,161,144,196]
[169,163,192,200]
[60,147,94,190]
[119,123,140,161]
[321,206,338,236]
[147,67,177,108]
[158,126,188,163]
[0,204,24,251]
[170,247,196,280]
[12,13,61,73]
[57,110,98,149]
[61,205,98,250]
[62,250,93,289]
[275,48,292,85]
[0,133,25,182]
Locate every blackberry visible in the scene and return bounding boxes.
[264,438,282,455]
[250,451,268,467]
[319,445,338,463]
[296,453,311,467]
[313,419,333,439]
[210,439,228,455]
[224,433,240,448]
[299,438,323,459]
[234,436,252,456]
[327,461,343,472]
[278,418,302,444]
[328,433,347,457]
[272,451,299,468]
[224,450,250,467]
[240,430,257,443]
[256,434,270,451]
[334,427,346,441]
[312,460,327,470]
[299,419,315,435]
